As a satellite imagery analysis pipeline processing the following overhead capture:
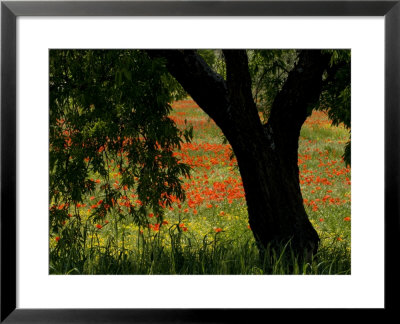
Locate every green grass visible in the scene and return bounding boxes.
[50,100,351,275]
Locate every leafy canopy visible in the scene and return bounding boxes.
[49,50,192,233]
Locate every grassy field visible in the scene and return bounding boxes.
[50,99,351,275]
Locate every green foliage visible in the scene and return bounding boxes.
[247,49,298,119]
[318,49,351,165]
[319,50,351,128]
[199,49,226,79]
[49,50,193,238]
[197,49,217,67]
[161,72,187,101]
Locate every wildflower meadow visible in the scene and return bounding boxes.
[50,98,351,275]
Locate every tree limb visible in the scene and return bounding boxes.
[145,50,230,127]
[268,50,331,156]
[223,50,254,105]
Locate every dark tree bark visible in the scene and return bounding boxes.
[146,49,331,258]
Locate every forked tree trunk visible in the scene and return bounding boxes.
[230,134,319,255]
[146,49,330,257]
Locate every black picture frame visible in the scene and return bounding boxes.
[1,0,398,322]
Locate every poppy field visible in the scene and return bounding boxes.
[49,99,351,275]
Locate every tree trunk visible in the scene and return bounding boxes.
[146,49,330,258]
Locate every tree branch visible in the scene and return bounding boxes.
[221,50,264,142]
[268,50,331,155]
[222,50,258,114]
[145,50,229,127]
[223,50,253,101]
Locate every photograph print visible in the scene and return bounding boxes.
[49,49,351,275]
